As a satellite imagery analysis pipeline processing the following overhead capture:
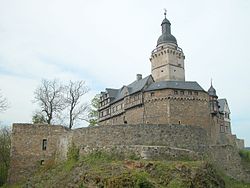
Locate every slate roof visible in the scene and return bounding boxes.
[145,80,205,92]
[103,75,206,104]
[106,88,118,98]
[110,75,152,103]
[218,99,227,112]
[208,85,217,97]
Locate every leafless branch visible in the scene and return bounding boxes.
[65,81,90,129]
[0,90,9,113]
[34,79,65,124]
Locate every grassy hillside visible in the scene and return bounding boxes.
[3,151,250,188]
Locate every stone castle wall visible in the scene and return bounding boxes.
[100,89,211,132]
[143,90,210,130]
[8,124,69,184]
[71,124,208,152]
[8,123,248,184]
[8,123,208,183]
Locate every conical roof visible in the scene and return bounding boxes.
[208,85,217,97]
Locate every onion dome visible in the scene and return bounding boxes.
[157,13,177,46]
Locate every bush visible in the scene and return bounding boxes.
[239,149,250,162]
[67,143,79,162]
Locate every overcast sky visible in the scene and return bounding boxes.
[0,0,249,146]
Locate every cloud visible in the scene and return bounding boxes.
[0,0,250,145]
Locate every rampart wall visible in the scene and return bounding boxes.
[71,124,208,152]
[8,123,249,184]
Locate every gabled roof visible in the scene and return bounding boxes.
[103,75,153,104]
[106,88,118,98]
[111,75,153,103]
[127,75,153,94]
[145,80,205,92]
[218,98,230,113]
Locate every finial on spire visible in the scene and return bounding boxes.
[164,8,167,18]
[211,78,213,86]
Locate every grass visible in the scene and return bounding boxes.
[221,173,250,188]
[3,151,250,188]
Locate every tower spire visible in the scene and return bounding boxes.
[156,10,177,46]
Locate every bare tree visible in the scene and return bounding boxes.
[0,126,11,186]
[0,90,8,113]
[65,81,89,129]
[34,79,65,124]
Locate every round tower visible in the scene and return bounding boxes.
[150,12,185,82]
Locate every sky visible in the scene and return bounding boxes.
[0,0,249,146]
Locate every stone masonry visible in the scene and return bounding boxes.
[8,123,249,184]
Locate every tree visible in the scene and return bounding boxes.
[0,127,11,186]
[65,80,89,129]
[88,94,100,126]
[34,79,65,125]
[0,90,8,113]
[32,112,47,124]
[34,79,90,128]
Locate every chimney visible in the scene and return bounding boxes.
[136,74,142,81]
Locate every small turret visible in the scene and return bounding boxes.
[208,82,219,114]
[208,85,217,97]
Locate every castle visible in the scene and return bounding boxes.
[97,13,241,146]
[8,13,248,184]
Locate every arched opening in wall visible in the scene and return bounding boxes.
[178,120,181,125]
[40,160,45,165]
[123,116,127,124]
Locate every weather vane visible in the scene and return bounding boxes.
[164,8,167,18]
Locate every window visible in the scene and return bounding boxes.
[134,95,139,100]
[178,120,181,125]
[194,91,198,95]
[225,126,228,133]
[180,91,184,95]
[150,92,155,97]
[42,139,47,150]
[174,90,178,95]
[40,160,45,165]
[220,125,224,133]
[188,91,192,95]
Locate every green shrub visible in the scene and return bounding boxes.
[239,149,250,162]
[105,171,155,188]
[82,151,114,165]
[67,142,79,162]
